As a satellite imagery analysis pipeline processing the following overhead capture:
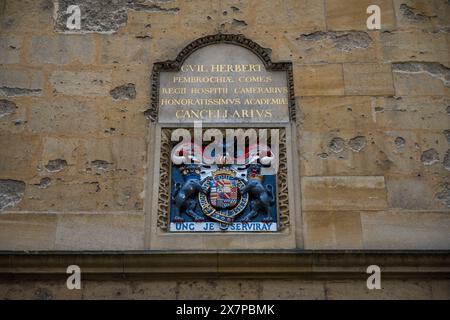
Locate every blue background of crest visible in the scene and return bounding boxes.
[169,165,278,223]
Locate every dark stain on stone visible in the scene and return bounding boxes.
[421,149,439,165]
[91,160,111,171]
[348,136,367,152]
[443,130,450,144]
[40,0,53,11]
[0,179,25,211]
[45,159,68,172]
[436,183,450,207]
[395,137,406,149]
[0,99,17,117]
[37,177,51,189]
[231,19,248,27]
[376,151,393,170]
[443,149,450,171]
[297,31,328,41]
[392,62,450,86]
[34,288,53,300]
[135,34,152,39]
[328,137,345,153]
[0,87,42,97]
[110,83,136,100]
[399,3,435,21]
[318,153,329,159]
[298,31,373,52]
[129,2,179,13]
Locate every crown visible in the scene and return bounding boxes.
[212,169,236,178]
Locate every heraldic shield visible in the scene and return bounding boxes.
[169,142,278,233]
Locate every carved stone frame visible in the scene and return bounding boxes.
[145,34,296,123]
[144,34,302,250]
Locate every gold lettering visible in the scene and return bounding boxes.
[210,64,263,73]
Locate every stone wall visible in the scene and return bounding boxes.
[1,278,449,300]
[0,0,449,252]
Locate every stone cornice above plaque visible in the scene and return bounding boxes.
[145,34,296,123]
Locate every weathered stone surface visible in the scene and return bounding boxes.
[374,96,450,130]
[0,179,25,211]
[0,0,448,266]
[393,62,450,86]
[436,183,450,207]
[290,31,378,64]
[343,64,395,96]
[300,131,389,176]
[0,0,54,34]
[247,0,325,33]
[304,211,363,249]
[54,0,179,33]
[294,64,344,96]
[0,134,40,179]
[50,71,112,97]
[298,31,373,52]
[36,177,51,189]
[177,280,260,300]
[386,176,441,210]
[393,70,450,96]
[0,67,43,97]
[329,137,346,153]
[348,136,367,152]
[28,100,101,134]
[82,280,178,300]
[0,280,82,300]
[324,279,449,300]
[260,280,325,300]
[361,211,450,249]
[421,149,440,165]
[393,0,450,30]
[443,150,450,171]
[394,136,406,149]
[110,83,136,100]
[298,96,375,132]
[381,30,449,63]
[0,36,21,64]
[54,213,144,250]
[41,137,80,171]
[28,35,95,65]
[326,0,396,31]
[0,278,448,300]
[0,214,57,250]
[0,99,17,117]
[301,176,387,211]
[44,159,68,173]
[84,137,146,175]
[100,35,152,65]
[22,179,103,212]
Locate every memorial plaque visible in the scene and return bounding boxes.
[158,43,290,124]
[150,35,295,234]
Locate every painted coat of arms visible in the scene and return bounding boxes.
[169,143,277,232]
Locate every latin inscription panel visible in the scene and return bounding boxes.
[158,44,290,123]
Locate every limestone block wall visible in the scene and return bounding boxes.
[0,0,449,250]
